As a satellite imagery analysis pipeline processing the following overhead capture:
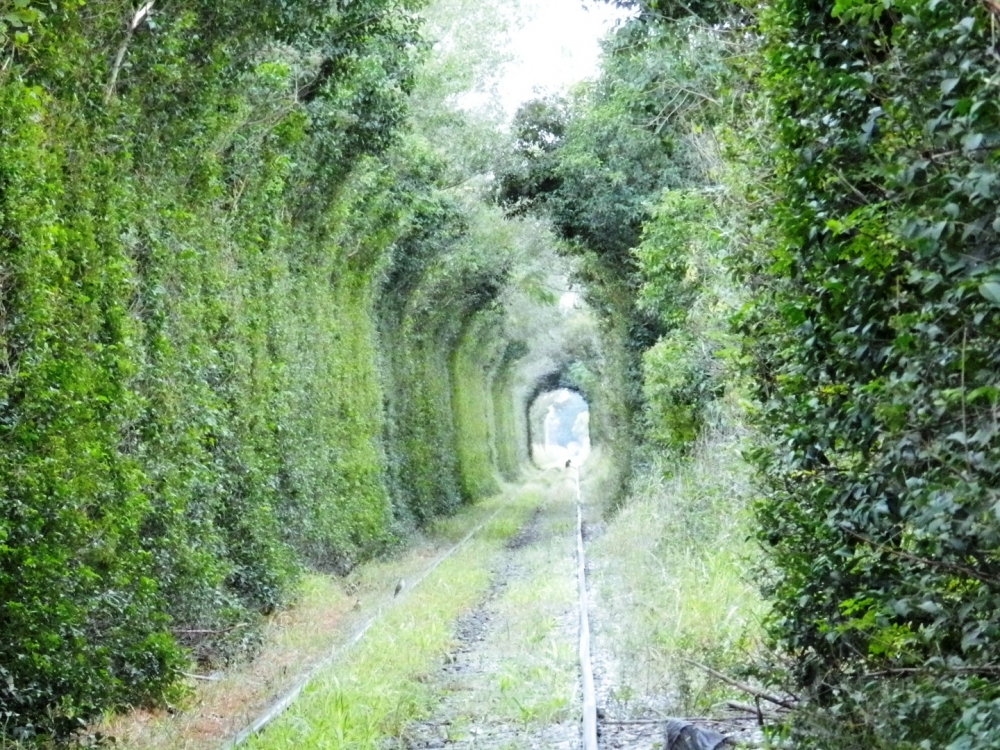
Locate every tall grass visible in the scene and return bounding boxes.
[244,486,541,749]
[587,396,765,715]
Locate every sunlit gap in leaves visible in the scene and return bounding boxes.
[529,388,590,469]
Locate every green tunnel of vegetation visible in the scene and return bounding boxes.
[4,0,1000,746]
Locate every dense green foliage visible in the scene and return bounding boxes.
[576,0,1000,743]
[498,7,746,478]
[0,0,533,737]
[9,0,999,743]
[452,309,507,501]
[490,340,528,480]
[378,190,515,522]
[742,0,1000,745]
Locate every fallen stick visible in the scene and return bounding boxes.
[723,700,771,727]
[680,658,798,711]
[172,623,249,635]
[181,671,221,682]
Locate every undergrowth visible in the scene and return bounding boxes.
[244,486,541,749]
[589,403,765,717]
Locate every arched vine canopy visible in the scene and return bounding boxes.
[2,0,1000,745]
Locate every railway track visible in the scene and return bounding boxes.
[222,466,735,750]
[574,467,599,750]
[222,503,510,749]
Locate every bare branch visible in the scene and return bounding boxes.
[171,622,249,636]
[841,527,1000,587]
[104,1,156,105]
[865,665,1000,678]
[181,671,222,682]
[680,658,799,711]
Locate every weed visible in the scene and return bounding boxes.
[588,400,765,716]
[244,486,540,749]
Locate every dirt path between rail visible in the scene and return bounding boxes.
[384,465,761,750]
[385,470,582,750]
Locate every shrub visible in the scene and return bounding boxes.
[744,0,1000,744]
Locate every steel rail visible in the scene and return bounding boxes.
[575,468,599,750]
[222,502,507,749]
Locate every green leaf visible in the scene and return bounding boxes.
[966,386,999,404]
[956,16,975,33]
[979,282,1000,306]
[941,78,960,95]
[961,132,983,152]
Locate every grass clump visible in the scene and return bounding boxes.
[588,405,765,717]
[489,564,577,730]
[245,486,540,749]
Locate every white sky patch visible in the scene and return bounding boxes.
[498,0,630,117]
[537,388,591,468]
[559,291,581,313]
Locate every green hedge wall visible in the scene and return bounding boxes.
[0,78,182,740]
[491,341,528,480]
[377,193,513,522]
[0,0,521,737]
[452,309,507,501]
[745,0,1000,744]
